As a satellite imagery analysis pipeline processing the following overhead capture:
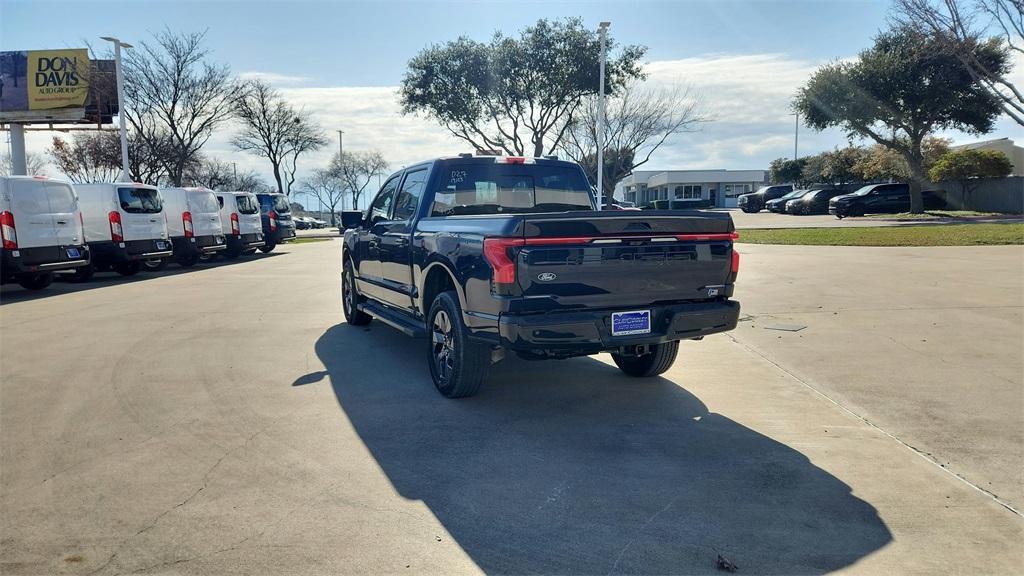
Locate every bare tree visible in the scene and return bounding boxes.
[300,168,345,225]
[557,82,708,197]
[896,0,1023,125]
[183,156,271,192]
[329,150,389,210]
[232,79,327,195]
[47,133,121,183]
[122,29,239,185]
[0,151,49,176]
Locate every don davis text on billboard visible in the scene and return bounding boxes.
[0,49,91,114]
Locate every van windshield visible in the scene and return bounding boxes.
[118,187,162,214]
[431,163,593,216]
[237,195,260,214]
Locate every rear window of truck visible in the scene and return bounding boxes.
[118,187,162,213]
[431,164,593,216]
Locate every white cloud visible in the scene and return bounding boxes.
[237,71,309,85]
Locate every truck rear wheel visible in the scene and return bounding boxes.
[342,259,372,326]
[142,258,167,272]
[428,291,488,398]
[68,263,95,283]
[611,341,680,378]
[175,252,198,267]
[260,241,276,254]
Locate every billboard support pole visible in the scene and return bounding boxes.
[9,124,27,176]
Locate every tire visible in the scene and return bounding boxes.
[611,341,680,378]
[114,261,141,276]
[835,214,845,220]
[427,291,489,398]
[17,272,53,290]
[223,245,241,259]
[260,241,276,254]
[175,252,198,267]
[342,258,372,326]
[242,249,257,256]
[142,258,167,272]
[68,262,95,283]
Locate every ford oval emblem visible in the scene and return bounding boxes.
[537,272,557,282]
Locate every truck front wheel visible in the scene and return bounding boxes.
[612,341,680,378]
[342,259,372,326]
[428,291,489,398]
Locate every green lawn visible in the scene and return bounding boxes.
[290,237,332,244]
[865,210,1014,220]
[737,223,1024,246]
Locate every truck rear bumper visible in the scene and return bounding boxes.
[495,300,740,353]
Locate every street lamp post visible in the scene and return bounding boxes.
[101,36,133,182]
[792,111,799,160]
[596,21,610,211]
[337,130,345,209]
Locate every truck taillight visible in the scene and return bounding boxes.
[731,249,740,276]
[483,237,525,285]
[108,211,123,242]
[231,212,240,235]
[269,211,278,232]
[0,211,17,249]
[183,211,193,238]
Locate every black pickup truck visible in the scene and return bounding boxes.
[341,155,741,398]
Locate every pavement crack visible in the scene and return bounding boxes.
[606,496,680,575]
[725,333,1023,519]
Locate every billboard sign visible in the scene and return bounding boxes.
[1,49,92,121]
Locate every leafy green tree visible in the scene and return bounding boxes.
[400,18,645,157]
[769,157,805,184]
[801,154,827,187]
[929,148,1013,205]
[795,25,1007,212]
[820,146,868,185]
[854,137,952,182]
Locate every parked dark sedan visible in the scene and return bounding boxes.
[766,189,814,213]
[829,184,946,218]
[737,184,793,213]
[785,188,852,215]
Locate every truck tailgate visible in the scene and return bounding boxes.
[514,211,736,311]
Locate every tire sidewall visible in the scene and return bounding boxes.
[427,292,475,397]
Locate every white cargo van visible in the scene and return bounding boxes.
[73,183,172,280]
[160,187,226,266]
[215,191,264,258]
[0,176,90,290]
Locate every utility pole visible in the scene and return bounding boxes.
[793,111,800,160]
[596,21,610,211]
[337,130,345,209]
[101,36,133,182]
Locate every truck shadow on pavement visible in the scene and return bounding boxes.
[313,323,892,574]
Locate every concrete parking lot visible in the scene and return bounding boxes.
[1,240,1021,575]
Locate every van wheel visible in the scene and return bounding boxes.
[428,291,489,398]
[69,263,95,283]
[115,261,141,276]
[611,341,680,377]
[142,258,167,272]
[17,272,53,290]
[175,253,198,267]
[342,259,372,326]
[260,241,276,254]
[223,245,241,259]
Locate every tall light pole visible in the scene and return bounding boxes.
[596,21,610,211]
[337,130,345,209]
[101,36,133,182]
[792,111,799,160]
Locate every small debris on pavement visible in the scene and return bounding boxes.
[716,553,739,572]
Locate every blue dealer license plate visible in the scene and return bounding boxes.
[611,310,651,336]
[66,247,80,258]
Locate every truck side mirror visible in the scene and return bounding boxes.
[340,210,363,230]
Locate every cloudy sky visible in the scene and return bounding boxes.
[3,0,1022,202]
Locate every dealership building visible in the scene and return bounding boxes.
[617,169,768,208]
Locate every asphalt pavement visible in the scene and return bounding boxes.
[1,239,1021,575]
